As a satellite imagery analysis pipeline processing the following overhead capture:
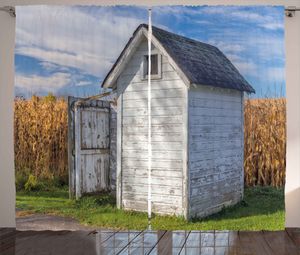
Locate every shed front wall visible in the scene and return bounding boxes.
[188,86,244,218]
[116,38,187,216]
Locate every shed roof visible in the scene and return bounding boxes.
[102,24,255,93]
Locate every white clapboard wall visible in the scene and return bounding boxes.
[116,39,187,216]
[68,97,117,198]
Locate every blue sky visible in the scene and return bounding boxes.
[15,5,285,98]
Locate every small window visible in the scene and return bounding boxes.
[142,54,162,79]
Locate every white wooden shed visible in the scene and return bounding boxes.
[102,24,255,219]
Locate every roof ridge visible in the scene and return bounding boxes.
[140,23,218,51]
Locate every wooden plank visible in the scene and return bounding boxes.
[124,79,183,92]
[286,228,300,247]
[190,86,241,101]
[241,92,245,200]
[190,139,242,152]
[80,153,110,192]
[122,158,182,169]
[122,106,183,117]
[190,170,241,189]
[79,149,110,155]
[119,70,181,85]
[110,107,117,190]
[190,115,241,126]
[189,98,241,108]
[262,230,300,255]
[190,150,242,161]
[121,62,174,76]
[123,124,183,134]
[123,97,183,109]
[80,110,92,149]
[123,141,183,151]
[122,88,184,100]
[116,94,122,209]
[122,200,182,215]
[189,127,242,137]
[183,87,189,220]
[0,228,17,254]
[67,96,76,198]
[14,231,96,255]
[190,192,242,209]
[80,110,109,149]
[122,175,182,187]
[122,193,182,207]
[241,231,274,255]
[123,115,183,125]
[94,110,110,148]
[122,149,182,160]
[189,107,242,117]
[124,132,183,142]
[150,231,173,255]
[190,132,242,141]
[122,183,182,196]
[189,155,242,171]
[74,104,82,199]
[122,169,182,178]
[190,177,241,197]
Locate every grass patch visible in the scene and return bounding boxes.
[16,186,284,230]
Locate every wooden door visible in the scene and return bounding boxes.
[68,97,110,199]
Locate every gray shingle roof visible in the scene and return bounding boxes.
[102,24,255,93]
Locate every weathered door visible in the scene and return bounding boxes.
[68,97,111,199]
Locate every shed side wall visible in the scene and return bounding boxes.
[117,39,186,216]
[188,86,244,218]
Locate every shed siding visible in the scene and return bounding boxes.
[188,86,244,218]
[117,39,187,216]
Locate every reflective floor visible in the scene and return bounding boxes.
[1,228,300,255]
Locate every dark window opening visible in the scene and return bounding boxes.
[144,54,158,76]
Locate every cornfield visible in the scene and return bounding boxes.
[14,95,68,183]
[14,96,286,187]
[244,98,286,187]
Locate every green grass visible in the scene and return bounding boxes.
[16,186,284,230]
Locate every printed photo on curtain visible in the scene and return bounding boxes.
[14,5,285,233]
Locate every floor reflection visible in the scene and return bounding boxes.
[96,230,237,255]
[1,228,299,255]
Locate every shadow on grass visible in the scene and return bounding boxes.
[191,186,284,223]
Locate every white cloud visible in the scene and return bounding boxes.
[200,6,283,31]
[226,53,243,62]
[258,22,284,31]
[208,40,245,54]
[234,61,258,77]
[15,72,71,93]
[77,81,93,87]
[16,6,145,78]
[39,62,60,72]
[195,20,212,25]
